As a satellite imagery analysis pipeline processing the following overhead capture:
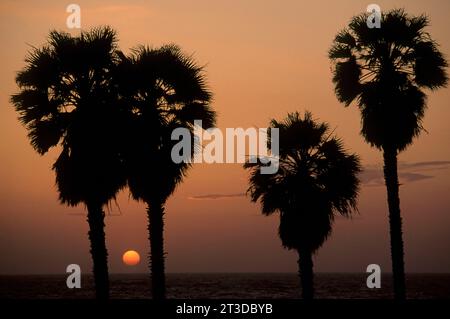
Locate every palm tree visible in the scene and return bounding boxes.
[244,112,360,299]
[115,45,215,299]
[329,9,448,299]
[11,27,127,299]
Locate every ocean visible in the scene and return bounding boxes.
[1,273,449,299]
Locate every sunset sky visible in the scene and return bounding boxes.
[0,0,449,275]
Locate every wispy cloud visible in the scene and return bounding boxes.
[360,160,450,186]
[188,193,246,200]
[398,161,450,170]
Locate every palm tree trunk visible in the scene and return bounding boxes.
[86,202,109,300]
[147,203,166,300]
[297,250,314,300]
[382,146,406,300]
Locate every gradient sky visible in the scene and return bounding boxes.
[1,0,449,275]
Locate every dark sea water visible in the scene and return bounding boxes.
[1,273,449,299]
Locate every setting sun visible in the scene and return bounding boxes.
[122,250,140,266]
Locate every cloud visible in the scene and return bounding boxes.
[399,160,450,170]
[360,160,450,186]
[188,193,246,200]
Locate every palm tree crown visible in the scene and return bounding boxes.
[11,27,127,206]
[116,45,215,204]
[245,111,360,253]
[329,9,447,151]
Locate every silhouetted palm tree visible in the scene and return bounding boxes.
[244,112,360,299]
[11,27,127,299]
[329,9,448,299]
[115,45,215,299]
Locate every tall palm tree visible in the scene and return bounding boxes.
[115,45,215,299]
[11,27,127,299]
[244,112,360,299]
[329,9,448,299]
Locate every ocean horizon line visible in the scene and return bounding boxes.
[2,272,450,276]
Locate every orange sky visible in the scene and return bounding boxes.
[1,0,449,274]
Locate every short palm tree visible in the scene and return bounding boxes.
[329,9,448,299]
[244,112,360,299]
[11,27,127,299]
[116,45,215,299]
